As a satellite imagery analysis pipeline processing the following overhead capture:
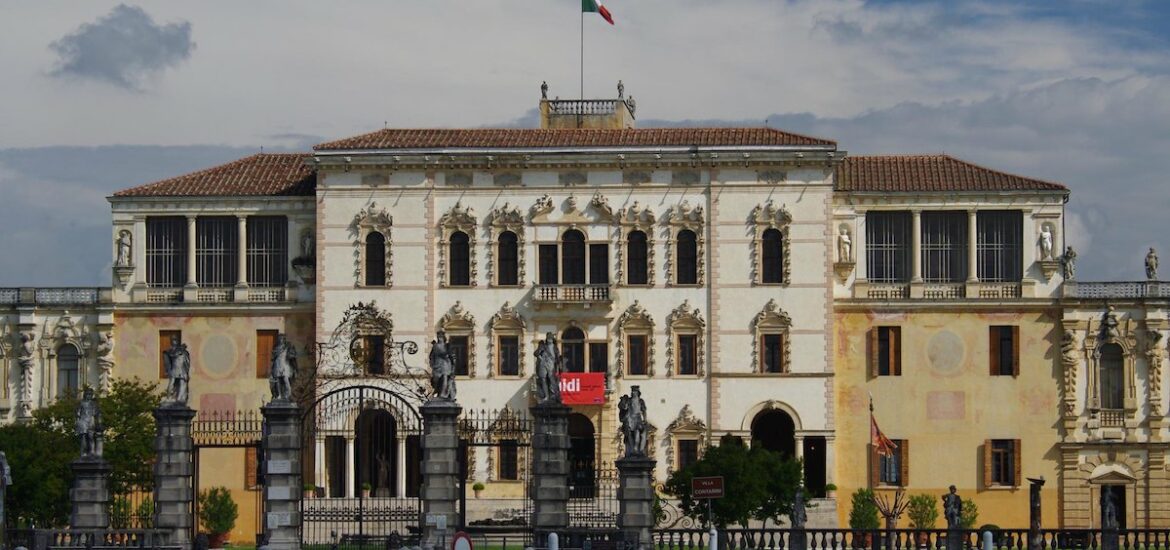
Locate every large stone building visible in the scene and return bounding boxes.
[1,90,1162,530]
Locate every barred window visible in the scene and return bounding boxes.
[57,344,80,398]
[761,228,784,284]
[676,230,698,285]
[449,231,471,286]
[247,216,288,287]
[627,231,648,285]
[921,212,967,283]
[364,232,387,286]
[865,212,911,283]
[146,217,187,287]
[195,217,238,286]
[497,231,519,286]
[977,211,1023,282]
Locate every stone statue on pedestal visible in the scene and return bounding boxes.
[541,81,549,100]
[162,335,190,406]
[617,80,625,99]
[942,485,962,529]
[116,230,133,267]
[429,331,457,401]
[791,487,807,529]
[1147,248,1160,280]
[0,450,10,531]
[269,334,297,402]
[1062,246,1077,279]
[533,332,563,404]
[96,331,115,394]
[76,388,102,458]
[1102,489,1119,529]
[837,227,853,263]
[619,385,648,457]
[1039,225,1054,261]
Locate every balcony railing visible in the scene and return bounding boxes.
[866,283,910,300]
[248,287,288,303]
[923,283,965,299]
[547,99,623,116]
[976,282,1022,299]
[195,288,233,303]
[1065,281,1170,299]
[534,284,612,305]
[0,287,110,305]
[1100,409,1126,428]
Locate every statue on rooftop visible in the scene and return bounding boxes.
[1147,247,1159,280]
[1062,246,1077,280]
[617,79,624,99]
[541,81,549,100]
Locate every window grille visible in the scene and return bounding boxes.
[865,212,911,282]
[977,211,1023,282]
[146,217,187,287]
[1100,344,1124,409]
[761,228,784,283]
[562,230,586,284]
[626,230,648,285]
[57,344,80,397]
[676,230,698,285]
[921,212,967,282]
[364,232,386,286]
[497,231,519,286]
[449,232,471,286]
[247,216,288,287]
[498,336,520,376]
[196,217,237,287]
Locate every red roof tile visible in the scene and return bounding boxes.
[313,127,835,150]
[836,155,1066,193]
[112,153,315,197]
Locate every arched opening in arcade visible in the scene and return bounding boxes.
[355,409,397,497]
[568,413,596,498]
[749,408,827,496]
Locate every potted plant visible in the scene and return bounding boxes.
[824,483,838,498]
[848,488,880,548]
[907,494,938,546]
[304,483,317,499]
[362,482,372,498]
[198,486,238,549]
[472,482,485,498]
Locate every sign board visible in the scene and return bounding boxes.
[426,513,448,530]
[692,476,724,499]
[267,511,295,528]
[267,460,292,474]
[452,531,473,550]
[560,372,606,405]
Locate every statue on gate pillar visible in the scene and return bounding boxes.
[533,332,563,404]
[619,385,648,457]
[269,333,297,402]
[162,335,191,406]
[429,331,457,401]
[943,485,962,530]
[76,388,103,458]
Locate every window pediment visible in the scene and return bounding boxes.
[666,301,705,377]
[616,300,656,378]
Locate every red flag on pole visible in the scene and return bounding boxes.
[583,0,615,25]
[870,398,898,456]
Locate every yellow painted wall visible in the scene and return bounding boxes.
[834,309,1062,527]
[198,447,261,543]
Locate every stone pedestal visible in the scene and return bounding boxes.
[154,405,196,549]
[261,402,302,550]
[71,458,113,530]
[530,403,571,541]
[616,456,655,549]
[421,400,463,550]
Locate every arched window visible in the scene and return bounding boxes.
[761,228,784,284]
[364,232,386,286]
[562,230,586,285]
[676,230,698,285]
[497,231,519,286]
[1100,343,1124,410]
[57,344,80,397]
[562,327,586,373]
[449,231,471,286]
[627,230,648,285]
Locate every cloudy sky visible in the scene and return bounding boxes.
[1,1,1168,285]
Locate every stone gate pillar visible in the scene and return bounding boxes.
[530,402,571,541]
[261,402,302,550]
[421,399,463,550]
[154,405,197,550]
[616,456,655,548]
[70,457,112,530]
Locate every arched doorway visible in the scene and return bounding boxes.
[568,413,596,498]
[355,409,397,497]
[751,409,796,458]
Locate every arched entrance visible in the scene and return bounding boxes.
[751,409,796,458]
[355,409,397,497]
[568,413,596,498]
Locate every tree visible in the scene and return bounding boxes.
[0,378,161,527]
[848,488,881,530]
[906,494,939,529]
[663,434,802,528]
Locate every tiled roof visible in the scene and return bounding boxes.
[313,127,836,150]
[836,155,1066,192]
[113,153,315,197]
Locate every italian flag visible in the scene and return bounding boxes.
[583,0,615,25]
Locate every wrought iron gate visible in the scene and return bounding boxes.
[300,385,423,547]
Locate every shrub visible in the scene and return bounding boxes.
[907,494,938,529]
[961,499,980,529]
[136,498,155,528]
[472,482,486,491]
[197,487,238,535]
[848,488,880,530]
[110,496,133,530]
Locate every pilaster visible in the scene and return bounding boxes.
[154,405,196,550]
[261,402,302,550]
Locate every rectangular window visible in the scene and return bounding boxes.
[256,330,278,378]
[677,439,700,471]
[921,211,968,282]
[245,446,260,490]
[498,336,520,376]
[977,211,1023,282]
[159,330,181,378]
[589,342,608,373]
[539,245,558,284]
[870,327,902,376]
[761,333,784,373]
[449,335,470,376]
[989,326,1020,376]
[627,335,648,376]
[677,335,698,375]
[876,439,908,486]
[362,335,386,375]
[866,211,912,283]
[986,439,1020,487]
[196,216,238,287]
[146,217,187,287]
[499,439,519,481]
[589,243,609,285]
[247,216,288,286]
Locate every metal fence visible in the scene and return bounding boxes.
[650,528,1170,550]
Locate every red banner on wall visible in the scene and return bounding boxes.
[559,372,606,405]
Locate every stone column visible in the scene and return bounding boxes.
[910,210,922,283]
[345,437,356,498]
[261,402,302,550]
[530,402,571,541]
[966,210,979,283]
[616,456,655,549]
[421,399,463,550]
[185,216,198,288]
[71,458,113,530]
[397,437,408,498]
[154,405,196,550]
